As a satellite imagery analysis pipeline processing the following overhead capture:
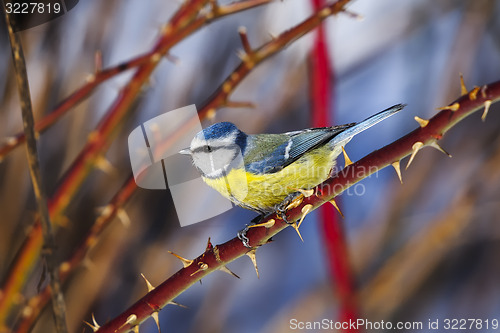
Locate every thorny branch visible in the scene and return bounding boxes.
[96,79,499,333]
[2,3,68,333]
[0,0,271,160]
[0,0,271,328]
[13,0,354,330]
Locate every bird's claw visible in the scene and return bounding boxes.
[275,192,303,224]
[237,226,251,248]
[237,214,266,248]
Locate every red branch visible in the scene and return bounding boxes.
[0,0,211,324]
[2,0,274,329]
[6,0,352,330]
[0,0,272,160]
[310,0,358,330]
[95,79,500,332]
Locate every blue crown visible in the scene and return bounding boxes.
[201,122,239,140]
[199,122,248,152]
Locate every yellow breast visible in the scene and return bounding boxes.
[202,145,339,212]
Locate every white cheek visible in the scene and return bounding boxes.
[190,137,208,151]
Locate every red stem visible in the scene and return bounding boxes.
[309,0,358,330]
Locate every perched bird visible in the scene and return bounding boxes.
[180,104,405,215]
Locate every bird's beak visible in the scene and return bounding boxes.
[179,148,191,155]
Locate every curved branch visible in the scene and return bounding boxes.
[95,83,500,333]
[0,0,271,160]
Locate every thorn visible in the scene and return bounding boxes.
[116,208,131,228]
[319,7,332,18]
[161,23,172,35]
[94,50,102,73]
[294,188,314,197]
[84,314,100,332]
[150,52,162,64]
[21,305,33,318]
[285,195,303,211]
[391,161,403,184]
[482,100,492,122]
[92,313,100,331]
[206,108,217,121]
[168,251,193,268]
[342,146,353,167]
[222,82,232,94]
[406,142,424,169]
[329,199,344,217]
[414,116,429,128]
[236,49,254,68]
[290,223,304,242]
[236,49,249,62]
[59,261,71,274]
[468,86,480,101]
[247,219,275,229]
[219,266,240,279]
[97,204,113,218]
[4,136,18,147]
[437,102,460,112]
[429,141,451,157]
[208,0,218,14]
[238,26,253,55]
[226,100,256,109]
[268,31,278,40]
[165,53,180,65]
[205,237,213,252]
[297,204,313,229]
[246,249,259,279]
[213,244,223,264]
[95,155,117,174]
[86,73,96,83]
[481,85,488,99]
[126,314,138,326]
[168,300,188,309]
[190,262,208,276]
[82,256,97,271]
[342,9,364,20]
[151,311,161,333]
[141,273,155,292]
[459,73,467,95]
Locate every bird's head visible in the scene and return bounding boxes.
[179,122,247,178]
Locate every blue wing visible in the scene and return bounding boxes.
[245,104,405,174]
[245,124,353,174]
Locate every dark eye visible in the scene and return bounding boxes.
[203,145,212,153]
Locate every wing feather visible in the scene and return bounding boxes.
[245,124,353,174]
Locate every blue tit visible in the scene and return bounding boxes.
[180,104,405,214]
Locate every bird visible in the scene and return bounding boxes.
[180,104,405,215]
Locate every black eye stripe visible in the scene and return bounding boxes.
[192,145,234,154]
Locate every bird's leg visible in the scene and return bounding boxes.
[275,191,303,224]
[237,214,266,248]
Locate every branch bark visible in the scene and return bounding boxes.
[2,3,68,333]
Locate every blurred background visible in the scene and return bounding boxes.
[1,0,500,332]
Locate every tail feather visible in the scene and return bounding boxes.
[332,104,406,144]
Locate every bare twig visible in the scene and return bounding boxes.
[0,0,273,328]
[2,3,68,333]
[0,0,211,324]
[0,0,272,161]
[15,176,137,333]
